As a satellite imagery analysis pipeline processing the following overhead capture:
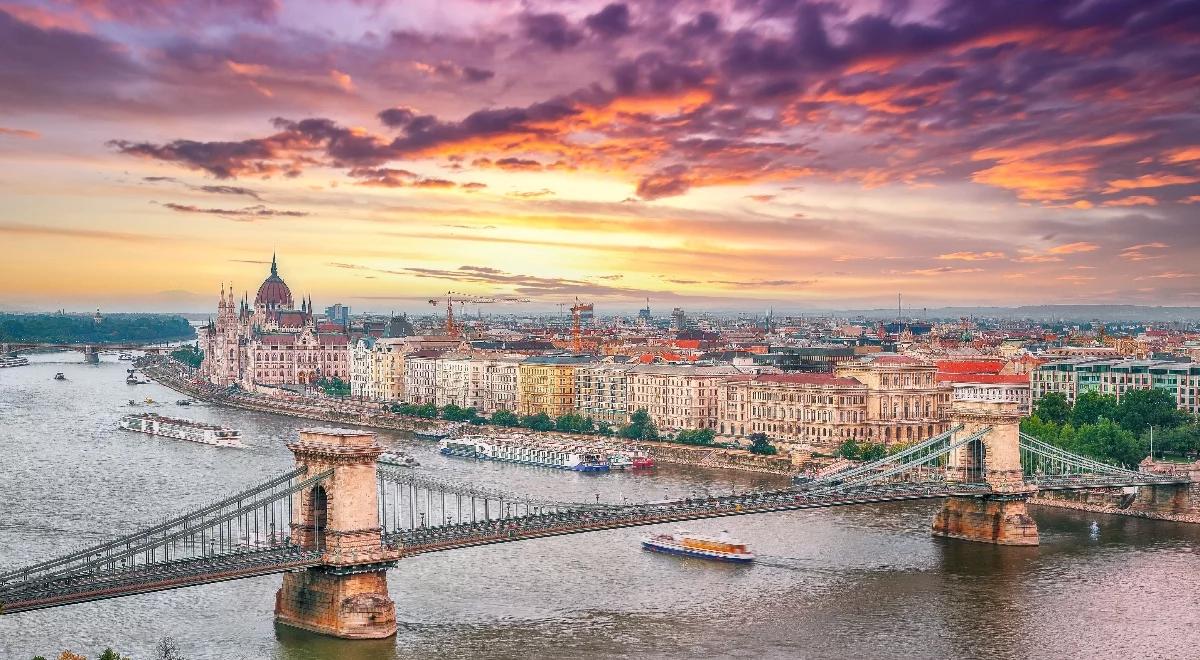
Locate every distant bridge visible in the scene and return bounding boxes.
[1,342,175,362]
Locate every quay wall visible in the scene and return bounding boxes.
[139,358,796,477]
[1031,479,1200,525]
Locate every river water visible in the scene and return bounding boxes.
[1,355,1198,660]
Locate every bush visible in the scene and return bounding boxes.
[520,412,555,432]
[748,432,778,455]
[676,428,716,446]
[491,409,520,427]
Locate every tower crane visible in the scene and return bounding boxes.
[428,291,529,338]
[570,297,593,353]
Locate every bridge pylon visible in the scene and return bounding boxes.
[932,384,1039,546]
[274,428,403,639]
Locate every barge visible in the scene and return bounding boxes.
[642,530,755,563]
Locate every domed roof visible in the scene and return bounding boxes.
[255,254,293,308]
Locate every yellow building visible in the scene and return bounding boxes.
[517,356,592,418]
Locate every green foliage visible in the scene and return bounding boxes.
[392,402,439,418]
[1113,388,1188,434]
[619,408,658,440]
[1143,424,1200,459]
[1033,392,1071,425]
[748,432,778,455]
[1070,391,1118,426]
[1073,419,1142,467]
[554,412,595,434]
[490,409,520,427]
[315,377,350,397]
[835,438,883,461]
[170,344,204,369]
[835,438,860,459]
[520,412,555,432]
[0,313,195,344]
[98,649,130,660]
[596,424,615,437]
[858,443,887,461]
[1026,385,1190,465]
[675,428,716,446]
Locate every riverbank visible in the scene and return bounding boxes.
[137,357,797,476]
[1030,496,1200,524]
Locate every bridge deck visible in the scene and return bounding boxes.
[1,547,321,614]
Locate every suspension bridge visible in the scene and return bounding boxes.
[0,387,1192,639]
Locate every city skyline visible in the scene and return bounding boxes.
[2,0,1199,312]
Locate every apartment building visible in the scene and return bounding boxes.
[627,364,740,432]
[574,362,635,426]
[517,355,593,418]
[1031,358,1200,414]
[402,350,443,404]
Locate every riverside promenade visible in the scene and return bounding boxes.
[137,356,797,476]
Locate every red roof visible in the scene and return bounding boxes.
[936,359,1005,374]
[259,334,296,345]
[318,334,348,345]
[753,373,864,387]
[939,373,1029,384]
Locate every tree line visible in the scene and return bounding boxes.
[1023,389,1198,466]
[1,313,195,344]
[386,403,779,454]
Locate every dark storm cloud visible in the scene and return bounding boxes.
[520,12,583,51]
[586,4,632,38]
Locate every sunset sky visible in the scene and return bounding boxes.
[1,0,1198,313]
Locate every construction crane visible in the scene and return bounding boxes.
[428,291,529,338]
[570,297,593,352]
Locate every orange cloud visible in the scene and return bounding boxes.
[1118,243,1167,261]
[1048,242,1099,254]
[1164,146,1200,164]
[1181,195,1200,204]
[1057,275,1095,284]
[1102,195,1158,207]
[937,251,1006,261]
[1103,174,1200,193]
[1015,254,1064,263]
[905,267,984,276]
[330,70,354,92]
[0,127,40,139]
[1136,271,1195,280]
[971,160,1092,201]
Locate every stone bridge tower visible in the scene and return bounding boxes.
[932,384,1040,546]
[275,428,403,639]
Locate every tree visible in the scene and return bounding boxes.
[1070,391,1118,426]
[170,344,204,369]
[555,412,592,434]
[1034,392,1071,425]
[748,432,777,455]
[676,428,716,446]
[99,650,130,660]
[1114,388,1187,434]
[520,412,555,432]
[315,377,350,397]
[441,404,478,422]
[1144,424,1200,459]
[1074,419,1142,467]
[619,408,656,440]
[858,443,886,461]
[835,438,861,460]
[491,409,520,427]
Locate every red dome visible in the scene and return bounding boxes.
[255,256,293,308]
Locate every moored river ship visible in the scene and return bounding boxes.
[119,413,243,448]
[440,435,610,471]
[0,356,30,368]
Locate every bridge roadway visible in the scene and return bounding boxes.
[1,546,322,614]
[387,471,1184,556]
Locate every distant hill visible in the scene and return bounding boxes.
[839,305,1200,322]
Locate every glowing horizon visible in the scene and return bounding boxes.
[1,0,1198,313]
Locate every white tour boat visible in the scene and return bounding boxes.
[0,356,30,368]
[119,413,243,448]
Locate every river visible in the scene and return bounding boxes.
[1,355,1198,660]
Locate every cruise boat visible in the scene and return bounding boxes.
[53,372,66,381]
[126,369,149,385]
[641,530,755,563]
[119,413,242,448]
[440,435,611,471]
[608,450,656,470]
[379,452,419,468]
[0,356,30,368]
[118,353,135,361]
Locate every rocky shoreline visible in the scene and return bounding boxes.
[139,357,797,477]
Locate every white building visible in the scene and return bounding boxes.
[575,362,634,426]
[627,364,740,432]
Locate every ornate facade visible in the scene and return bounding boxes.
[200,255,350,388]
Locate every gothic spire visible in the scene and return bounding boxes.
[271,252,278,277]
